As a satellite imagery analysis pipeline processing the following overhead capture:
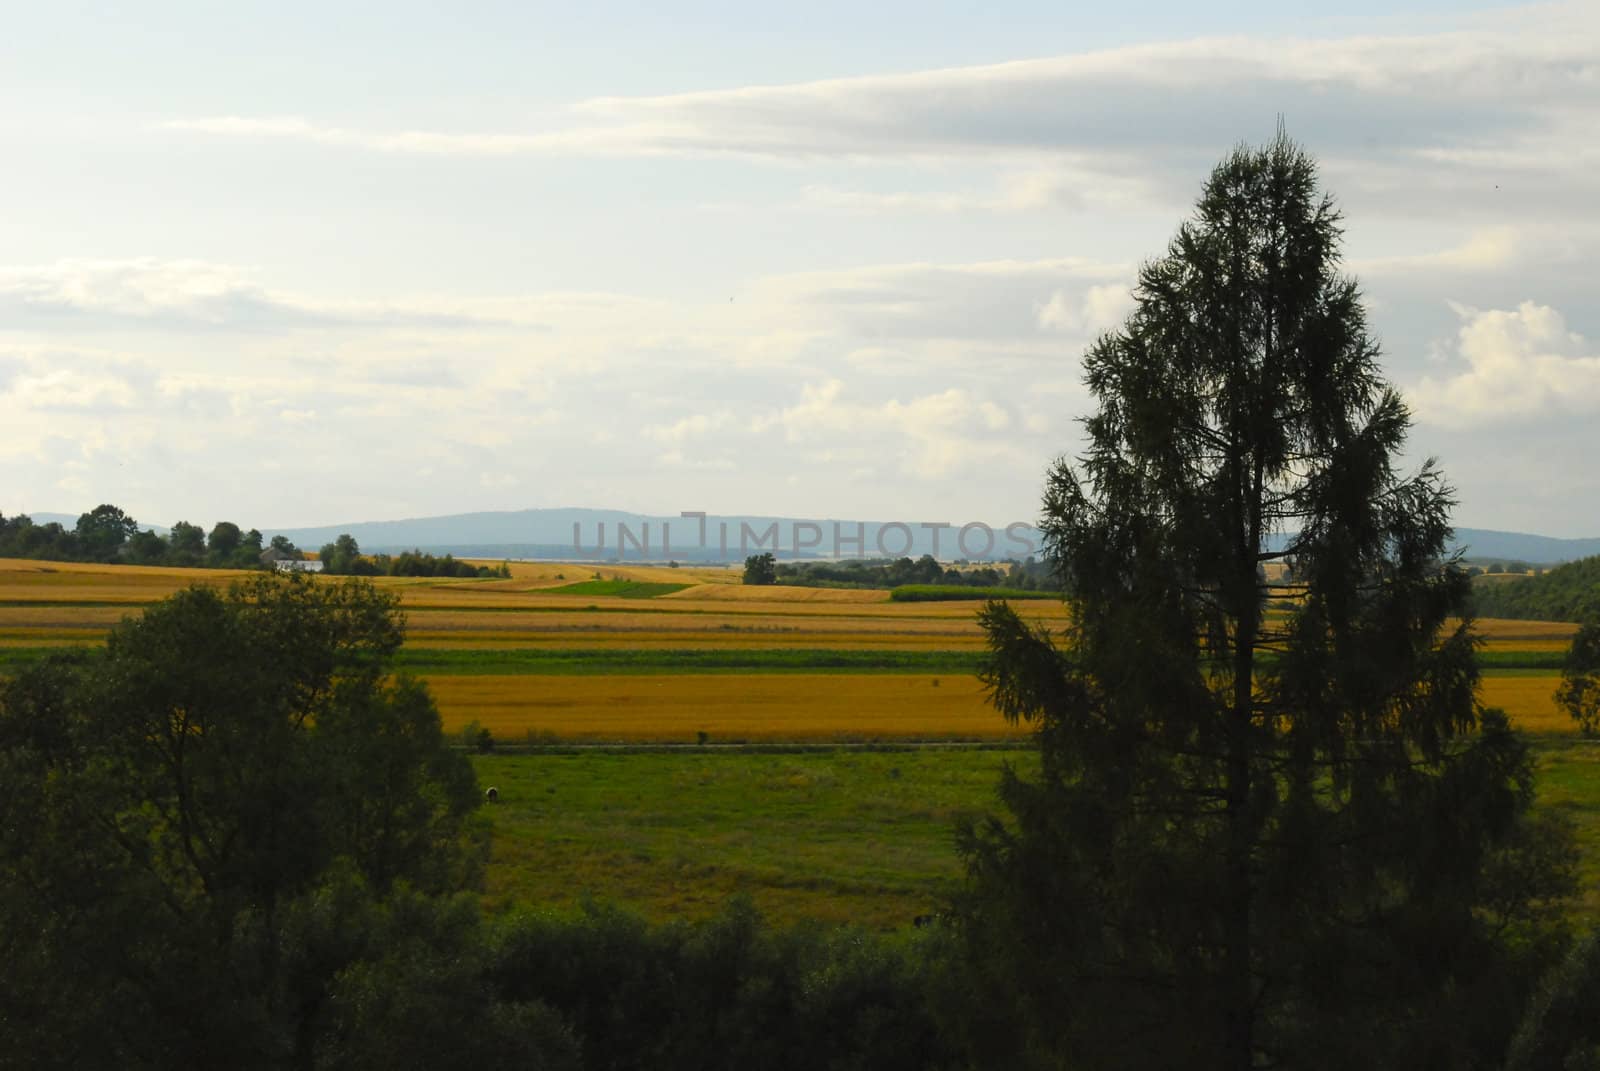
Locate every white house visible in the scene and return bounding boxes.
[273,559,325,573]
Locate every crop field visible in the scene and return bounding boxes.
[432,673,1014,742]
[2,556,1597,926]
[0,557,1582,741]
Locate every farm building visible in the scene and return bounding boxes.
[273,559,324,573]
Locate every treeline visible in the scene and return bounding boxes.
[317,533,510,579]
[0,504,305,568]
[773,554,1054,591]
[0,504,510,580]
[1473,554,1600,622]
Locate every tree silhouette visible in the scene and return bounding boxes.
[957,132,1573,1069]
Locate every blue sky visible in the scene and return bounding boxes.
[2,1,1597,535]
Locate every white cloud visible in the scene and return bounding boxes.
[756,256,1129,344]
[161,6,1599,180]
[797,164,1159,216]
[756,379,1026,479]
[478,472,520,488]
[1037,282,1134,336]
[9,369,138,411]
[1411,301,1600,427]
[0,259,555,332]
[646,411,735,444]
[1351,228,1525,277]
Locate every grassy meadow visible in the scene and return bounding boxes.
[2,555,1596,924]
[470,739,1600,926]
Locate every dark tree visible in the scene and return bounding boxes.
[957,134,1572,1069]
[74,504,139,560]
[0,573,486,1067]
[124,528,170,565]
[206,520,243,564]
[168,520,207,564]
[1556,620,1600,735]
[743,552,777,586]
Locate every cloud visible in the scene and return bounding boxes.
[754,379,1028,479]
[646,411,735,444]
[161,6,1597,178]
[1410,301,1600,427]
[1351,228,1525,278]
[9,369,138,411]
[0,259,550,333]
[1037,282,1135,336]
[756,257,1129,343]
[796,164,1159,215]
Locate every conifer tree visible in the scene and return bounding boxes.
[957,132,1574,1069]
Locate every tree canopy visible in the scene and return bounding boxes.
[1473,554,1600,622]
[955,132,1574,1069]
[742,552,777,586]
[0,573,488,1067]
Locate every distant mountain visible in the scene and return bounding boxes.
[14,506,1596,565]
[256,508,1600,566]
[1448,529,1600,565]
[17,512,81,529]
[12,512,168,534]
[264,508,1046,563]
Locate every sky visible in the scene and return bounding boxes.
[2,0,1597,536]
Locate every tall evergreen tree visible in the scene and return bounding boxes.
[956,133,1573,1069]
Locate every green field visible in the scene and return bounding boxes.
[474,738,1600,927]
[1533,738,1600,913]
[472,746,1024,928]
[545,579,692,598]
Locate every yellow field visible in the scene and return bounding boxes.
[425,673,1020,742]
[1481,676,1568,733]
[0,558,245,603]
[422,672,1574,740]
[0,557,1582,739]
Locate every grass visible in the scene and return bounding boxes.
[1533,738,1600,916]
[1477,649,1567,670]
[471,747,1024,927]
[889,584,1056,602]
[544,580,692,598]
[472,736,1600,928]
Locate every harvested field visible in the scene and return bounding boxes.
[0,557,1582,740]
[425,673,1016,742]
[1481,675,1568,733]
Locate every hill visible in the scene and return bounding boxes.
[254,511,1599,565]
[14,506,1598,566]
[1472,554,1600,622]
[263,508,1045,563]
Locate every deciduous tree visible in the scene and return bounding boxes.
[0,573,485,1067]
[743,552,777,586]
[1556,620,1600,734]
[74,504,139,560]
